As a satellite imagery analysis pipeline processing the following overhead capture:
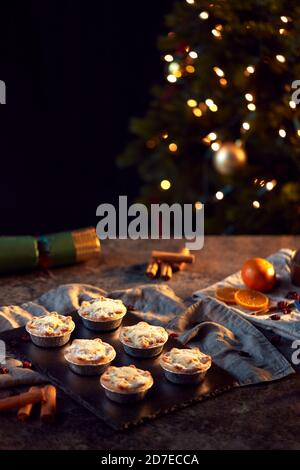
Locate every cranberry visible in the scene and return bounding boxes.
[0,367,9,374]
[278,301,289,310]
[270,314,281,321]
[22,361,32,369]
[286,291,300,300]
[169,332,179,338]
[283,307,292,314]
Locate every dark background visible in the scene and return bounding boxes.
[0,0,172,235]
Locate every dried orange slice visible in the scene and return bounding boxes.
[234,289,269,310]
[215,287,238,304]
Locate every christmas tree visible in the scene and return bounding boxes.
[118,0,300,234]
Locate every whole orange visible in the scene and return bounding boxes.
[241,258,276,292]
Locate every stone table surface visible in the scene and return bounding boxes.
[1,236,300,450]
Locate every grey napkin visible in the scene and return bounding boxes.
[0,282,294,389]
[168,297,293,385]
[0,358,45,389]
[0,284,106,332]
[193,249,300,340]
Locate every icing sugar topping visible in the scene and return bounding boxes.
[161,348,212,373]
[120,321,168,348]
[101,365,153,392]
[27,313,74,337]
[78,297,127,321]
[64,338,115,364]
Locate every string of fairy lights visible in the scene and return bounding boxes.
[153,0,298,212]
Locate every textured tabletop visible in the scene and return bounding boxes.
[1,236,300,450]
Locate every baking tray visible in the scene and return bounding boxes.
[0,311,236,430]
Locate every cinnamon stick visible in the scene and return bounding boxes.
[40,385,57,423]
[172,248,190,272]
[160,262,173,281]
[151,250,195,265]
[146,260,159,279]
[17,386,39,422]
[0,388,45,412]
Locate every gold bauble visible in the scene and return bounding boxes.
[213,142,247,175]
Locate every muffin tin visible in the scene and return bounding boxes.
[1,311,236,430]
